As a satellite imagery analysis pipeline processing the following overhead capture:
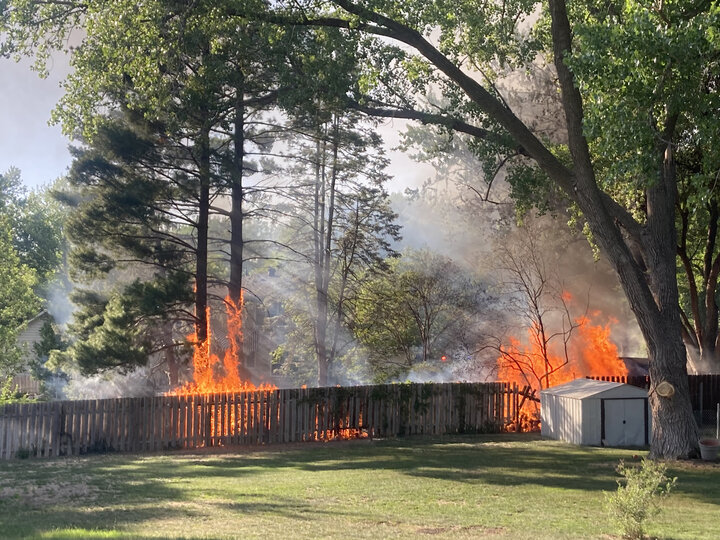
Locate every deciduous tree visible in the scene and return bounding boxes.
[248,0,716,459]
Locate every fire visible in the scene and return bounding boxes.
[168,292,277,396]
[497,296,628,391]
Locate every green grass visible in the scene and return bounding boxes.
[0,434,718,539]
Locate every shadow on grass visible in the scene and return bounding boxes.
[169,434,720,504]
[2,433,718,538]
[145,434,630,491]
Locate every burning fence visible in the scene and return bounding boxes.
[0,382,523,459]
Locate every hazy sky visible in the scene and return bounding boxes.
[0,53,74,190]
[0,50,433,193]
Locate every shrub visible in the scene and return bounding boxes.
[605,458,676,539]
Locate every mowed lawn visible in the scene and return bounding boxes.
[0,434,718,539]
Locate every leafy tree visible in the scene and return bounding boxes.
[0,168,64,285]
[354,250,483,381]
[241,0,717,459]
[272,109,400,385]
[1,0,338,384]
[55,114,202,378]
[675,136,720,372]
[0,214,40,385]
[29,318,68,398]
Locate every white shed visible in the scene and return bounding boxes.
[540,378,650,447]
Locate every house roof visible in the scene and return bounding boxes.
[24,310,50,326]
[540,378,648,400]
[16,310,50,332]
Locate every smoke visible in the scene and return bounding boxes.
[0,45,76,189]
[395,354,494,384]
[390,188,508,271]
[59,367,159,400]
[44,278,76,328]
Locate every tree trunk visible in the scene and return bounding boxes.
[195,123,211,345]
[314,128,328,386]
[547,0,697,457]
[228,73,247,375]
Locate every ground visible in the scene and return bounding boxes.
[0,434,718,539]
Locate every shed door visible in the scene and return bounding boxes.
[601,399,647,447]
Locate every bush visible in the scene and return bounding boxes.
[605,458,676,539]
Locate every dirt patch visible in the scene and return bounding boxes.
[417,527,449,534]
[0,479,98,507]
[416,525,507,536]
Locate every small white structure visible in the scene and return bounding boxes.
[541,378,650,447]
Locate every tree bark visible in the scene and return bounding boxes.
[195,122,211,345]
[228,72,247,376]
[547,0,697,457]
[314,118,339,386]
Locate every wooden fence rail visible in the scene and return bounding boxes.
[0,382,526,460]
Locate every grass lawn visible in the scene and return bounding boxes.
[0,433,718,539]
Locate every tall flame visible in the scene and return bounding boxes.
[168,291,277,395]
[497,296,628,391]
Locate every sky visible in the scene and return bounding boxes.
[0,50,434,193]
[0,53,74,190]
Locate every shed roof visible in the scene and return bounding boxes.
[540,378,648,400]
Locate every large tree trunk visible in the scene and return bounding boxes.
[228,73,249,379]
[323,0,699,457]
[547,0,698,458]
[314,126,330,386]
[195,123,211,345]
[314,117,340,386]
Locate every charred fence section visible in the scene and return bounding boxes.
[0,382,530,460]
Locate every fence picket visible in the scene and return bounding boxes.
[0,380,671,459]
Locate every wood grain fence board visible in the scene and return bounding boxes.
[20,404,31,458]
[150,396,158,451]
[228,392,237,445]
[0,410,6,459]
[5,404,15,459]
[16,403,26,454]
[0,382,534,459]
[114,399,121,453]
[185,395,193,448]
[50,403,60,457]
[240,391,247,445]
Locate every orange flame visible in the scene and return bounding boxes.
[498,295,627,391]
[168,292,277,395]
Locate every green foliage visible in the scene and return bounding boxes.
[57,272,193,374]
[0,169,64,285]
[0,210,40,385]
[29,319,68,398]
[354,249,484,381]
[605,459,677,540]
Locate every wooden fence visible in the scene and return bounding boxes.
[0,382,529,460]
[589,374,720,410]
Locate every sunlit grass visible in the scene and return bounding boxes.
[0,434,718,539]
